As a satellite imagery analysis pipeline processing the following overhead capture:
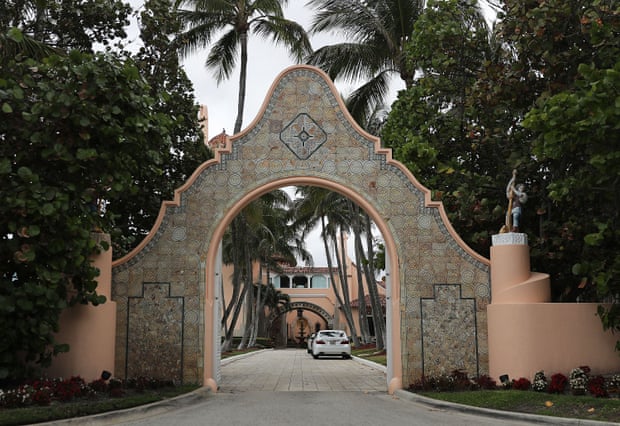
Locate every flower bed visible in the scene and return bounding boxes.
[0,376,175,409]
[408,365,620,399]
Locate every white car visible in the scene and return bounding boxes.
[307,332,316,353]
[311,330,351,359]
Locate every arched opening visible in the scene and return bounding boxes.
[203,177,402,393]
[111,65,491,395]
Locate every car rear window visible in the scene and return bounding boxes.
[320,331,345,337]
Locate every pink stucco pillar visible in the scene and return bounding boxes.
[488,233,619,380]
[45,233,116,381]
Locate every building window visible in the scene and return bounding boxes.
[310,275,328,289]
[292,275,308,288]
[273,276,290,288]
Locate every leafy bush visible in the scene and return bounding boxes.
[532,371,547,392]
[0,376,178,408]
[548,373,567,394]
[450,369,475,391]
[512,377,531,391]
[587,375,608,398]
[475,375,497,390]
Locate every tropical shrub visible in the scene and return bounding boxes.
[548,373,568,394]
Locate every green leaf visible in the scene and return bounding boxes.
[2,103,13,113]
[41,203,55,216]
[0,158,11,174]
[7,27,24,42]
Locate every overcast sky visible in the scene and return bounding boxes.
[178,4,404,139]
[125,2,402,267]
[124,1,494,267]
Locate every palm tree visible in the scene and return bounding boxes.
[0,28,59,62]
[221,189,311,351]
[174,0,312,133]
[293,186,361,346]
[305,0,424,125]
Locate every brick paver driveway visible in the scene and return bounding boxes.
[219,348,387,392]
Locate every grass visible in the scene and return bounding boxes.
[3,351,617,425]
[0,384,199,426]
[351,346,387,366]
[350,350,620,423]
[417,389,620,423]
[221,347,263,359]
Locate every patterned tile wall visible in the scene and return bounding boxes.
[112,67,490,386]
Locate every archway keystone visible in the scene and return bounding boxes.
[112,65,490,393]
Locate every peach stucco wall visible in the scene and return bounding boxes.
[45,233,116,381]
[488,303,619,380]
[220,251,386,341]
[488,234,619,381]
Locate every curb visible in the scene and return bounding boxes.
[38,387,212,425]
[351,355,387,373]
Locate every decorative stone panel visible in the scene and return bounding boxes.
[111,65,490,387]
[126,283,184,382]
[421,285,479,377]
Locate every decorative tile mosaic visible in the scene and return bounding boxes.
[111,66,491,386]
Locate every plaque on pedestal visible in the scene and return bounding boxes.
[492,232,528,246]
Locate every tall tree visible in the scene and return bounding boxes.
[382,0,499,257]
[0,50,178,379]
[174,0,312,133]
[523,71,620,347]
[493,0,619,303]
[0,0,130,51]
[294,187,360,346]
[112,0,211,256]
[305,0,424,124]
[220,189,311,351]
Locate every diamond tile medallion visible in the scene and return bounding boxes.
[280,113,327,159]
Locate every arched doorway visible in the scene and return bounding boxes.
[111,65,490,395]
[268,301,334,347]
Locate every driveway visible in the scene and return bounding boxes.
[219,348,387,392]
[43,349,564,425]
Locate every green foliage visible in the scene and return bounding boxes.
[0,0,131,51]
[175,0,311,133]
[382,0,502,256]
[524,61,620,343]
[112,0,211,256]
[0,48,177,379]
[306,0,424,124]
[383,0,619,347]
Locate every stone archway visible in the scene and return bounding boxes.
[111,65,490,394]
[268,301,334,329]
[268,301,333,348]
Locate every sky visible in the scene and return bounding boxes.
[126,1,402,267]
[177,4,404,139]
[124,1,494,267]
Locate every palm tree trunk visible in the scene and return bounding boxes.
[221,281,249,352]
[353,227,371,344]
[238,253,254,350]
[349,201,370,343]
[249,265,264,347]
[222,218,243,328]
[234,31,248,134]
[363,213,385,350]
[336,229,360,346]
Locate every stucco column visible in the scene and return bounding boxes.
[45,233,117,381]
[490,233,550,304]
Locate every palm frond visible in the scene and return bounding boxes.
[205,29,239,83]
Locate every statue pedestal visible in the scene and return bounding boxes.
[490,233,549,304]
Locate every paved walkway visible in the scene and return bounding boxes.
[220,348,387,392]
